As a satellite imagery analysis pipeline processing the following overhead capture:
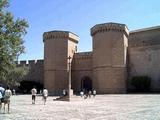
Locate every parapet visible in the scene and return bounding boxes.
[36,60,44,65]
[130,25,160,34]
[73,52,92,59]
[91,22,129,37]
[20,60,27,65]
[17,59,44,66]
[129,25,160,47]
[28,60,36,65]
[43,30,79,43]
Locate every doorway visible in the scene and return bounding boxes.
[81,76,92,91]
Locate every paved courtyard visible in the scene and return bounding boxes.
[0,94,160,120]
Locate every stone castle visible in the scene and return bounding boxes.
[19,22,160,95]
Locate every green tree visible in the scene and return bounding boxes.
[0,0,29,81]
[6,65,29,87]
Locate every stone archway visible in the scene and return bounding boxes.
[81,76,92,91]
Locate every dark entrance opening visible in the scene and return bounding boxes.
[81,76,92,91]
[19,81,43,94]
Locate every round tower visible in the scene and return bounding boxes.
[43,31,79,95]
[91,23,129,93]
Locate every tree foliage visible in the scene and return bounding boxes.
[5,65,29,87]
[0,0,29,81]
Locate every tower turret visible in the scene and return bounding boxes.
[43,31,79,95]
[91,23,129,93]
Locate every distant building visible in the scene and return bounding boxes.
[18,22,160,95]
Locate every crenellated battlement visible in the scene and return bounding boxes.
[43,31,69,41]
[17,59,44,66]
[11,22,160,94]
[43,30,79,43]
[91,22,129,37]
[19,60,27,65]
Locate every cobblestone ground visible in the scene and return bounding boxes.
[0,94,160,120]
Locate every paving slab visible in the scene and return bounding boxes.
[0,94,160,120]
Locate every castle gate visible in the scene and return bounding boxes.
[81,76,92,91]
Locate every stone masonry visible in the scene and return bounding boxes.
[43,31,79,95]
[19,22,160,95]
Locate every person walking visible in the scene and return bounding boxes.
[88,90,92,98]
[0,84,5,112]
[80,91,84,98]
[31,86,37,104]
[42,88,48,105]
[3,86,12,113]
[12,89,16,95]
[93,89,96,97]
[63,89,67,96]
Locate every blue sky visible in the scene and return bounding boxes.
[9,0,160,60]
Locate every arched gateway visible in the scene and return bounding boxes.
[81,76,92,91]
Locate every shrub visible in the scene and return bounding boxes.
[131,76,151,92]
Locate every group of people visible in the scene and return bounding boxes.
[1,85,96,113]
[31,87,48,105]
[0,85,12,113]
[80,89,96,99]
[0,85,48,114]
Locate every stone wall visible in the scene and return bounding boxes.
[16,23,160,94]
[18,60,44,84]
[71,52,93,92]
[128,26,160,91]
[43,31,79,95]
[91,23,129,94]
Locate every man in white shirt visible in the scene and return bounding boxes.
[31,87,37,104]
[93,89,96,97]
[42,88,48,105]
[4,86,12,113]
[80,91,84,98]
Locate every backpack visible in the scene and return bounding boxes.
[0,89,5,98]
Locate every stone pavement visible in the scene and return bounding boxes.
[0,94,160,120]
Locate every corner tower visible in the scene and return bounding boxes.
[91,23,129,93]
[43,31,79,95]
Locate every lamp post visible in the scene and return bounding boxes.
[67,56,72,101]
